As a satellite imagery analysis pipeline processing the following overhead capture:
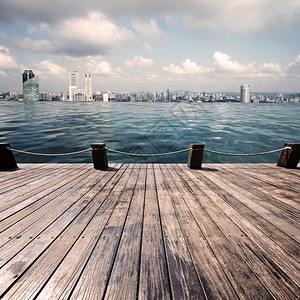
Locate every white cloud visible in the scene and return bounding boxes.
[212,51,288,80]
[0,0,98,24]
[10,12,136,57]
[1,0,299,39]
[86,56,120,75]
[27,23,49,34]
[163,64,185,75]
[286,54,300,77]
[0,46,19,74]
[213,51,255,73]
[125,55,154,67]
[175,0,300,37]
[259,62,282,73]
[33,60,67,77]
[146,73,160,81]
[12,37,55,53]
[162,53,289,83]
[51,12,135,56]
[131,19,168,42]
[163,59,209,75]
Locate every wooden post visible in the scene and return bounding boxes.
[0,143,18,170]
[91,143,108,170]
[188,144,205,169]
[277,143,300,169]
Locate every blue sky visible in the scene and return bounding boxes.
[0,0,299,93]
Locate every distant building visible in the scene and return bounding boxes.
[69,72,93,101]
[94,91,103,102]
[103,93,109,102]
[84,74,92,101]
[167,89,170,102]
[240,84,250,103]
[22,70,39,101]
[73,89,86,101]
[69,71,79,101]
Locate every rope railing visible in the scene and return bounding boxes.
[8,147,92,156]
[7,146,291,157]
[108,146,291,157]
[106,148,190,157]
[203,147,291,156]
[1,142,298,171]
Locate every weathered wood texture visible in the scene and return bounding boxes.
[0,163,299,299]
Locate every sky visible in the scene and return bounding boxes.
[0,0,300,93]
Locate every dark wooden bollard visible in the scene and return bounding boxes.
[0,143,18,170]
[277,143,300,168]
[91,143,108,170]
[188,144,205,169]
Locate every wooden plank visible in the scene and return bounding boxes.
[0,164,85,200]
[255,165,300,183]
[212,164,300,221]
[244,167,300,192]
[0,164,94,233]
[0,165,118,265]
[176,165,300,299]
[154,164,206,299]
[0,164,85,212]
[138,164,171,300]
[178,165,300,288]
[0,165,120,263]
[201,168,300,241]
[103,164,146,299]
[225,165,299,193]
[200,167,300,260]
[162,164,238,299]
[267,164,300,177]
[169,165,276,299]
[0,164,56,184]
[0,164,92,220]
[0,163,299,299]
[3,164,131,299]
[0,163,65,196]
[221,165,300,206]
[0,165,97,244]
[0,164,123,298]
[70,164,140,299]
[0,164,76,194]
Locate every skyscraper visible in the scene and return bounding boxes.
[84,74,92,101]
[22,70,39,101]
[69,71,79,101]
[240,84,250,103]
[167,89,170,102]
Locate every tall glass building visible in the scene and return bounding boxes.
[84,74,92,101]
[240,84,250,103]
[69,71,79,101]
[23,70,39,101]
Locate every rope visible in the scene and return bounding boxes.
[204,146,291,156]
[106,148,190,157]
[7,146,291,158]
[8,147,92,157]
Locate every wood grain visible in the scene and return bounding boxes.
[0,163,299,299]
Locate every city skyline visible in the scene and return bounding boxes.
[0,1,300,93]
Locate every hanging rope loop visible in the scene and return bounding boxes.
[203,146,291,156]
[106,148,190,157]
[8,147,92,157]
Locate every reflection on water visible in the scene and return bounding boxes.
[0,101,299,163]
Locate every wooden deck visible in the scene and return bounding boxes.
[0,163,299,299]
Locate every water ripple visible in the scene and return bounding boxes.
[0,101,299,163]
